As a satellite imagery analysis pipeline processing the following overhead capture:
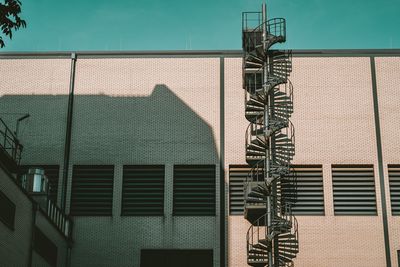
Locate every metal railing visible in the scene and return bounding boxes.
[46,199,73,239]
[0,117,22,165]
[242,17,286,53]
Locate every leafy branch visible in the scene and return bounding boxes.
[0,0,26,48]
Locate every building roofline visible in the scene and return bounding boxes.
[0,49,400,58]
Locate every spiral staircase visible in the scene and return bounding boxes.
[242,4,299,267]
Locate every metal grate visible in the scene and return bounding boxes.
[70,165,114,216]
[34,226,58,267]
[173,165,216,216]
[0,190,15,230]
[121,165,164,216]
[229,165,250,215]
[291,165,324,215]
[388,164,400,215]
[19,165,60,203]
[332,164,377,215]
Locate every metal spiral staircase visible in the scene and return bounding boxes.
[242,4,299,267]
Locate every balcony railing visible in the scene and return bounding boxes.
[44,199,73,239]
[0,117,22,167]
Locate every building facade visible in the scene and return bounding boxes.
[0,49,399,267]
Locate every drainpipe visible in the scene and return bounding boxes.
[61,52,77,267]
[61,52,77,212]
[28,202,38,267]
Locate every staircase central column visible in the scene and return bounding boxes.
[262,3,274,267]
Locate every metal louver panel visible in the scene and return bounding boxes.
[229,165,250,215]
[122,165,164,216]
[173,165,216,216]
[332,164,377,215]
[70,165,114,216]
[388,164,400,215]
[19,165,60,203]
[291,165,324,215]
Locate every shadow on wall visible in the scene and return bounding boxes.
[0,84,218,165]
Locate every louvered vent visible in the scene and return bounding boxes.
[70,165,114,216]
[19,165,59,202]
[173,165,216,216]
[388,164,400,215]
[229,165,250,215]
[332,164,377,215]
[290,165,324,215]
[122,165,164,216]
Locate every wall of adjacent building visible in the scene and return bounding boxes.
[0,167,32,266]
[0,165,69,267]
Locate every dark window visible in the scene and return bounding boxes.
[291,165,324,215]
[141,249,213,267]
[332,164,377,215]
[121,165,164,216]
[388,164,400,215]
[34,226,58,267]
[0,190,16,230]
[70,165,114,216]
[397,250,400,267]
[19,165,60,203]
[173,165,216,216]
[229,165,250,215]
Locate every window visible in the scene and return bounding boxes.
[332,164,377,215]
[290,165,324,215]
[397,250,400,267]
[0,190,16,230]
[121,165,164,216]
[229,165,251,215]
[141,249,213,267]
[70,165,114,216]
[388,164,400,215]
[19,165,60,203]
[173,165,216,216]
[34,226,58,267]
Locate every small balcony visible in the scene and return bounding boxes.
[0,118,22,173]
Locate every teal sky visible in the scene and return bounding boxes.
[1,0,399,51]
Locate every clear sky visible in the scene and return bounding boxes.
[1,0,399,51]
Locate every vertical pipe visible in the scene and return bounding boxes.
[28,202,37,267]
[62,53,77,267]
[262,3,273,267]
[61,53,77,212]
[370,57,392,267]
[219,56,226,267]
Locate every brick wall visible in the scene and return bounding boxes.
[67,57,221,267]
[1,52,399,267]
[376,57,400,267]
[225,56,387,267]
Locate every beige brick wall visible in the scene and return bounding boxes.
[225,57,387,267]
[0,58,70,164]
[1,53,399,267]
[376,57,400,267]
[68,57,221,267]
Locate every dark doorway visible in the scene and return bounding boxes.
[140,249,213,267]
